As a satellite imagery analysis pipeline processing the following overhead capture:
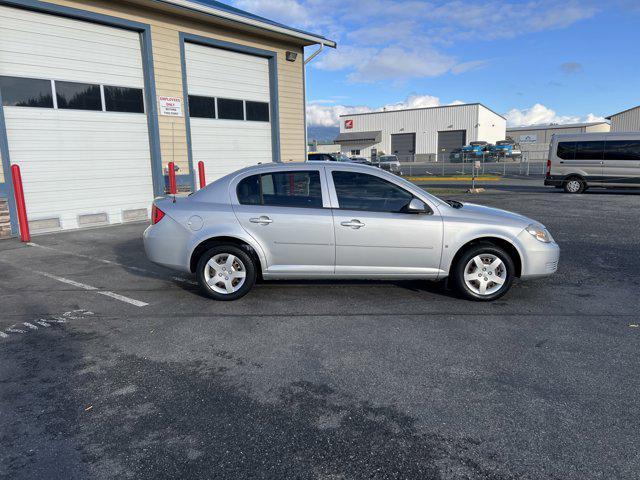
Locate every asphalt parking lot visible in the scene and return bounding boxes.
[1,180,639,480]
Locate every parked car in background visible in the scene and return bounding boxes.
[462,141,491,158]
[545,132,640,193]
[490,140,521,159]
[349,156,371,165]
[144,163,559,302]
[307,152,351,162]
[375,154,402,175]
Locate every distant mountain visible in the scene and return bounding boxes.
[307,126,339,143]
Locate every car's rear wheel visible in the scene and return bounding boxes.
[196,245,256,301]
[563,176,586,194]
[452,243,515,301]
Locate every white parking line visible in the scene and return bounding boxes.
[98,291,149,307]
[27,242,196,285]
[32,270,148,308]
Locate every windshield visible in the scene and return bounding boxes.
[334,153,351,162]
[379,155,398,162]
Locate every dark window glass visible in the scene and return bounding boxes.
[217,98,244,120]
[604,140,640,160]
[237,175,262,205]
[246,101,269,122]
[557,142,575,160]
[104,86,144,113]
[0,76,53,108]
[332,171,414,213]
[574,141,604,160]
[56,81,101,110]
[237,171,322,208]
[188,95,216,118]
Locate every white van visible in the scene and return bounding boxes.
[545,132,640,193]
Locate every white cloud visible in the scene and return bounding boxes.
[504,103,607,127]
[233,0,310,26]
[306,94,464,127]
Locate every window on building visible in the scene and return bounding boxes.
[217,98,244,120]
[55,81,102,110]
[574,141,604,160]
[104,86,144,113]
[245,101,269,122]
[350,149,361,156]
[556,142,575,160]
[237,171,322,208]
[604,140,640,160]
[332,171,414,213]
[188,95,216,118]
[0,76,53,108]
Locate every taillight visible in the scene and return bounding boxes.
[151,204,165,225]
[546,159,551,177]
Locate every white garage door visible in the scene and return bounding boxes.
[0,5,154,232]
[185,43,273,186]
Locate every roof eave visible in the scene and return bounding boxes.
[155,0,336,47]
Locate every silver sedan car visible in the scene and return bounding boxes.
[144,163,559,301]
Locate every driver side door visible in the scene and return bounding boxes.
[327,169,443,277]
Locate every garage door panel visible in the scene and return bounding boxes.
[0,5,154,231]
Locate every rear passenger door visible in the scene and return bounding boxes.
[603,140,640,186]
[232,168,335,276]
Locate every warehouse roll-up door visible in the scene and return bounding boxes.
[391,133,415,161]
[437,130,467,158]
[0,5,154,232]
[185,42,273,186]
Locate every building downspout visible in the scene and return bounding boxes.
[303,43,326,157]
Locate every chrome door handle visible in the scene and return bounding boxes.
[341,219,365,229]
[250,216,273,225]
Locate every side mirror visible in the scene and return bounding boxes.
[405,198,428,214]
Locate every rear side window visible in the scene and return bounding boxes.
[604,140,640,160]
[0,76,53,108]
[574,141,604,160]
[237,171,322,208]
[332,171,414,213]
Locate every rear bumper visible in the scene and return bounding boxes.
[544,176,563,187]
[143,217,192,272]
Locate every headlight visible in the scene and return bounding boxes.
[525,223,554,243]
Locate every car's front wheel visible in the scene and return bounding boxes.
[452,243,515,301]
[196,245,256,301]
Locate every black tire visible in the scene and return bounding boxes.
[452,243,515,301]
[196,245,256,301]
[563,176,586,194]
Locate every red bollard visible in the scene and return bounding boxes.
[198,161,206,189]
[11,164,30,242]
[168,162,177,194]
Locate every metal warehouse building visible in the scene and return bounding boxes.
[0,0,334,238]
[506,121,610,161]
[607,106,640,132]
[335,104,506,162]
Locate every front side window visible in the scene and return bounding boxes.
[56,81,101,110]
[237,171,322,208]
[104,86,144,113]
[574,141,604,160]
[0,76,53,108]
[604,140,640,160]
[332,171,414,213]
[217,98,244,120]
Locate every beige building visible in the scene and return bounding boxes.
[0,0,334,237]
[607,106,640,132]
[506,121,611,161]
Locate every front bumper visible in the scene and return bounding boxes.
[517,230,560,279]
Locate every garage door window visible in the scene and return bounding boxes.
[188,95,216,118]
[104,86,144,113]
[245,101,269,122]
[217,98,244,120]
[0,76,53,108]
[237,171,322,208]
[55,81,101,111]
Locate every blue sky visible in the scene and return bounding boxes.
[228,0,640,127]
